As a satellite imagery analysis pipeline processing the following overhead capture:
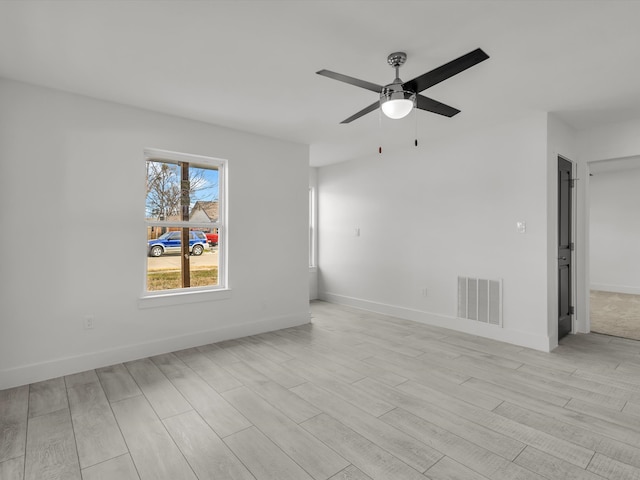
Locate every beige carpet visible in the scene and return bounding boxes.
[590,290,640,341]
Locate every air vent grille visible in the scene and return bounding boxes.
[457,276,502,327]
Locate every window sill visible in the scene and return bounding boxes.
[139,288,232,309]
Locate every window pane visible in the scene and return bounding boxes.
[189,165,219,222]
[146,160,181,222]
[146,226,219,291]
[146,160,219,224]
[309,187,315,267]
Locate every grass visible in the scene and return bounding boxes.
[147,267,218,291]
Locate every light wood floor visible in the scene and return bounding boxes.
[3,301,640,480]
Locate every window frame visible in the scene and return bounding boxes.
[309,186,317,269]
[141,148,228,303]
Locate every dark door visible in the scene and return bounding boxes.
[558,156,573,339]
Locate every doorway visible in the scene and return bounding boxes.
[588,157,640,340]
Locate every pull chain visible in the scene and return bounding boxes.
[414,104,418,147]
[378,106,383,154]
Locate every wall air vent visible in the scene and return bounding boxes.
[457,276,502,327]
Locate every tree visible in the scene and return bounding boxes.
[146,161,216,220]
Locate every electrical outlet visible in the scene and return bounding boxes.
[83,315,94,330]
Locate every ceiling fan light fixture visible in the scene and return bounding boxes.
[380,84,415,119]
[381,96,414,119]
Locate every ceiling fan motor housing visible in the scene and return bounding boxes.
[380,82,415,103]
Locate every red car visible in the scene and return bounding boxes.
[205,232,219,246]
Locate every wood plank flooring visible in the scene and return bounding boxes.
[2,300,640,479]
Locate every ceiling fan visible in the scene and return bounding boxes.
[317,48,489,124]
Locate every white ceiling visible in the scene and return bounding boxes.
[2,1,640,167]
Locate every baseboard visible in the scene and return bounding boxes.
[591,284,640,295]
[0,313,309,390]
[321,292,551,352]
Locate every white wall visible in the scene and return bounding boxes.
[0,79,310,389]
[589,167,640,294]
[318,113,553,351]
[578,119,640,164]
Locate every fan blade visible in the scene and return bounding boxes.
[317,69,383,93]
[416,95,460,117]
[340,101,379,124]
[403,48,489,94]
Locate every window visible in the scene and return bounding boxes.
[144,148,226,295]
[309,187,316,268]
